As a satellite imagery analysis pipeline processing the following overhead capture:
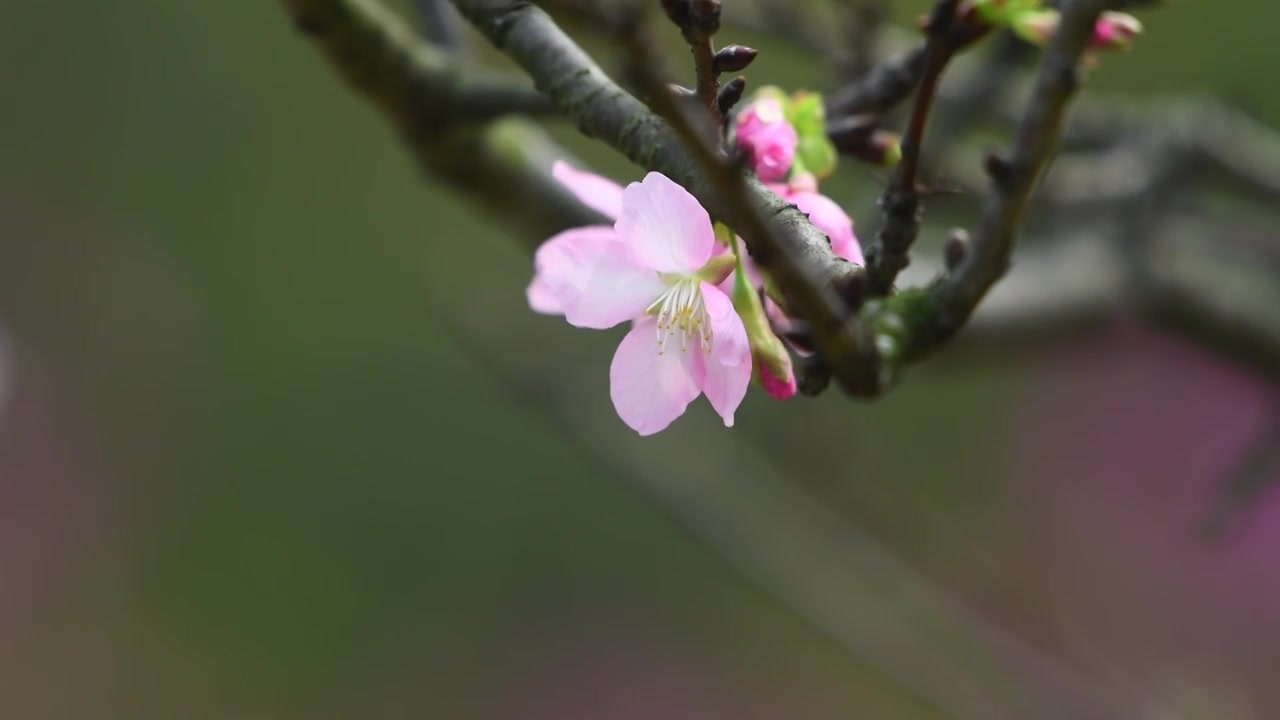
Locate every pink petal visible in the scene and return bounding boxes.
[615,173,716,274]
[760,365,797,400]
[698,285,752,427]
[735,99,798,183]
[536,226,666,330]
[695,348,752,428]
[552,161,625,220]
[609,319,702,436]
[526,275,562,315]
[528,226,600,316]
[702,283,749,367]
[789,191,863,265]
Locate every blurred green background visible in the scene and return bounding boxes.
[2,1,1279,718]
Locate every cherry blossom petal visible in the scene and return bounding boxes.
[695,343,752,428]
[609,319,701,436]
[696,285,752,426]
[615,173,716,274]
[552,161,625,220]
[526,275,562,315]
[528,226,611,316]
[702,283,749,367]
[536,226,666,329]
[790,191,863,265]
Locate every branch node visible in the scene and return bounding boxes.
[984,150,1015,188]
[944,228,970,271]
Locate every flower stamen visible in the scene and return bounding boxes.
[648,279,713,356]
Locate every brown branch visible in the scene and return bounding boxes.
[282,0,555,125]
[825,43,930,119]
[862,0,968,298]
[279,0,603,240]
[660,0,725,126]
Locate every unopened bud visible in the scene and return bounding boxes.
[827,115,901,167]
[717,76,747,117]
[713,45,758,74]
[944,228,969,271]
[730,247,797,400]
[1091,11,1142,51]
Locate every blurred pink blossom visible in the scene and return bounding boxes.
[734,97,798,183]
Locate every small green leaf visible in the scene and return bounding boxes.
[796,135,837,180]
[785,92,826,138]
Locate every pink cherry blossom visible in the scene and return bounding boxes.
[532,164,752,435]
[530,162,860,410]
[734,97,798,183]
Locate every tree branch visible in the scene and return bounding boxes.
[825,44,930,119]
[416,0,467,50]
[862,0,970,298]
[279,0,603,239]
[902,216,1280,380]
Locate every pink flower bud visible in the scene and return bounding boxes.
[1091,11,1142,50]
[759,362,797,400]
[734,97,798,183]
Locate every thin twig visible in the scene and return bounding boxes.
[862,0,966,297]
[661,0,725,126]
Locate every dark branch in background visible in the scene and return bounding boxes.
[926,30,1036,153]
[1064,96,1280,207]
[278,0,601,240]
[825,43,929,119]
[836,0,890,81]
[416,0,467,50]
[1198,404,1280,541]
